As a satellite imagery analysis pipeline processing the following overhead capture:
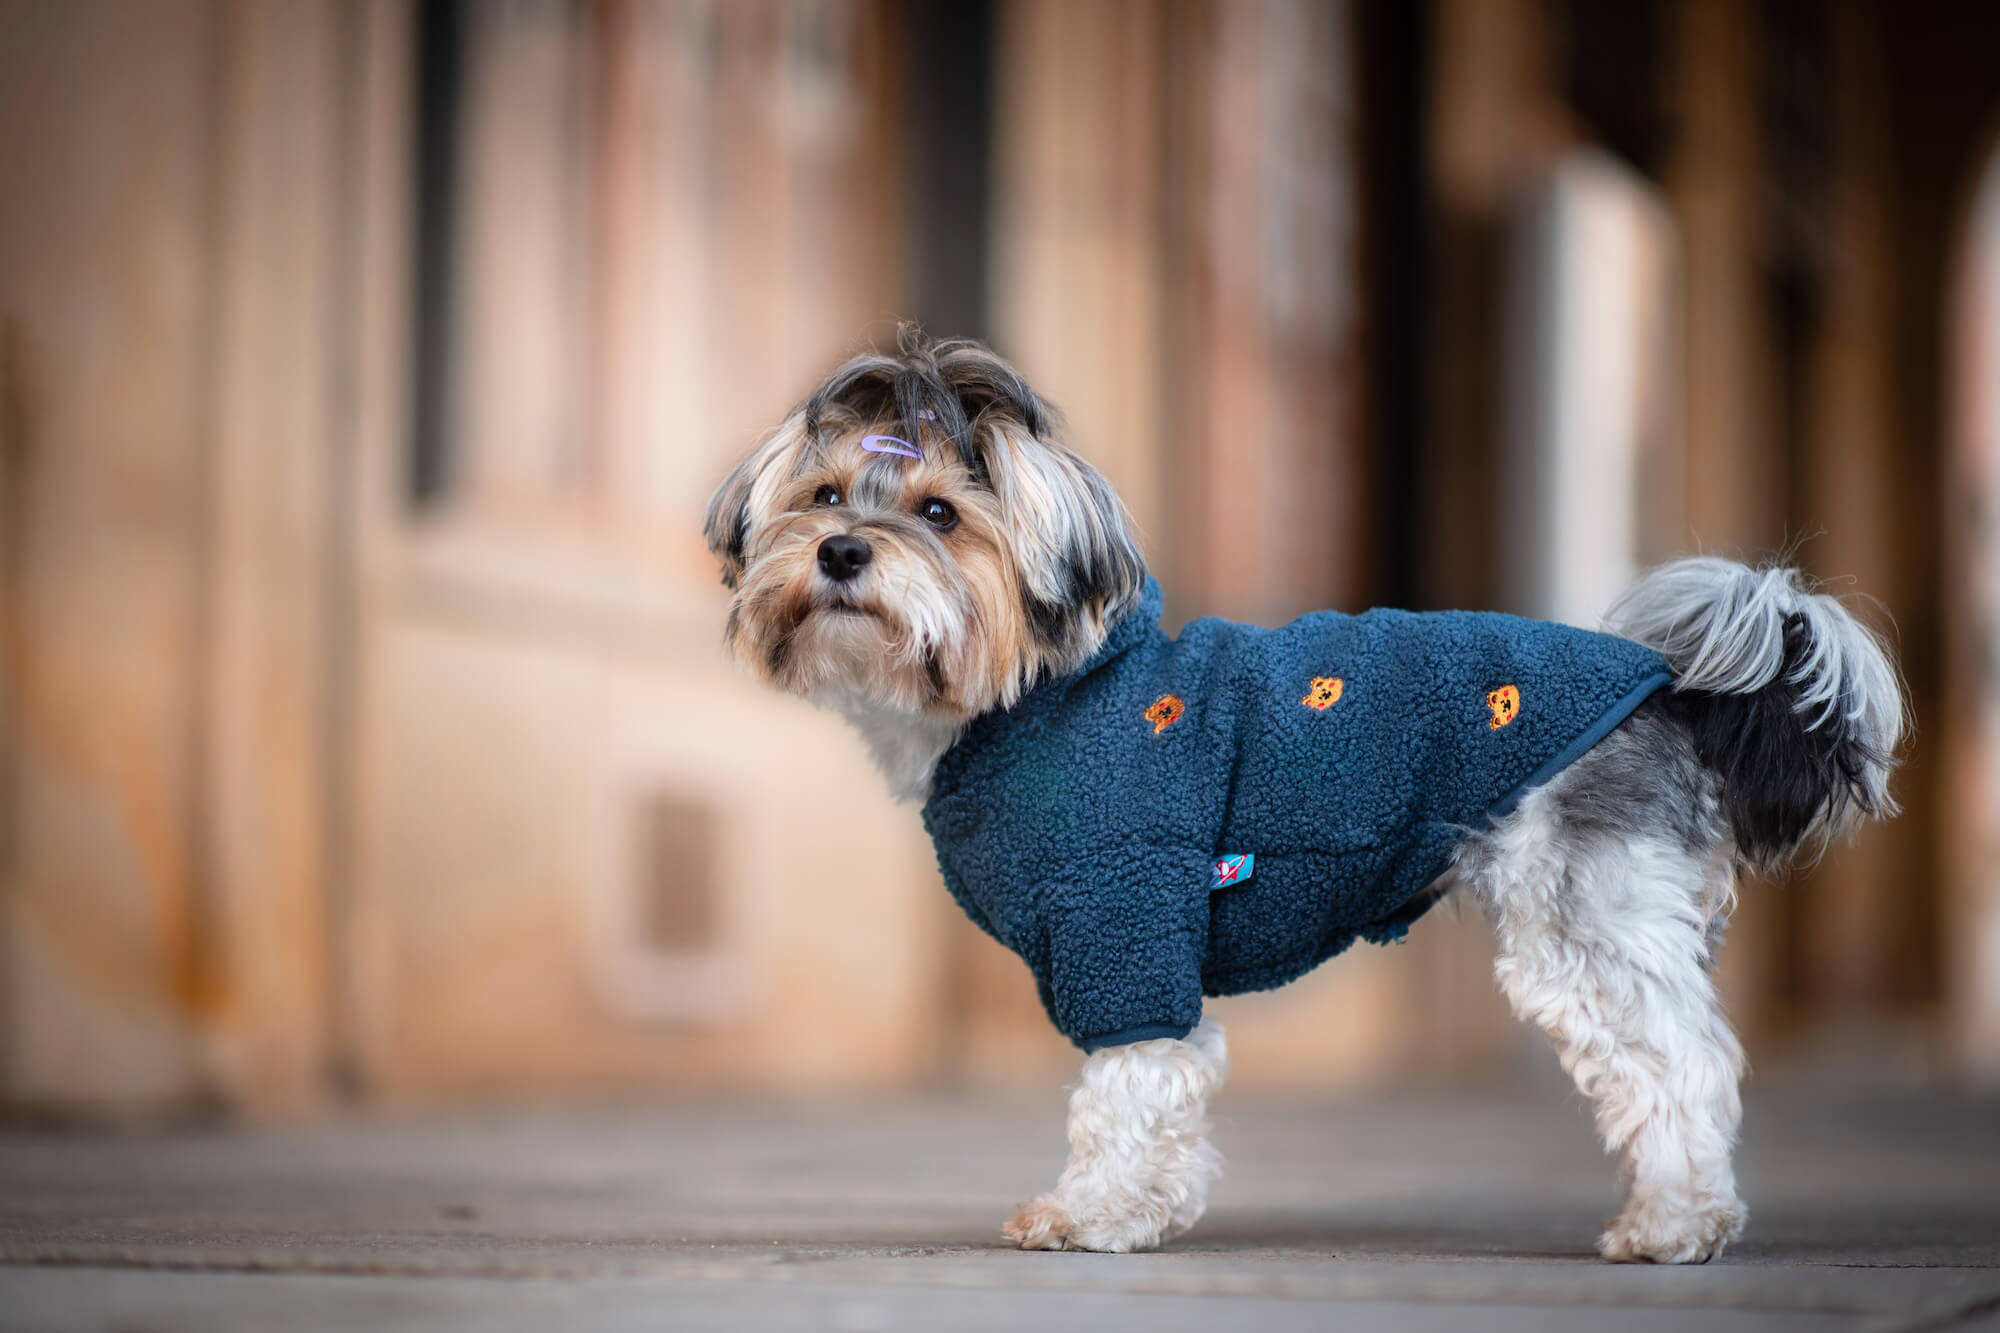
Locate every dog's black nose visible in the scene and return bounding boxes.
[817,533,873,582]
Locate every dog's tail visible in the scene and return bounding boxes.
[1604,556,1906,873]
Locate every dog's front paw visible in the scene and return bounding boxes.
[1003,1194,1163,1253]
[1599,1194,1746,1264]
[1004,1195,1075,1250]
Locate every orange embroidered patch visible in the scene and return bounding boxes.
[1144,693,1186,734]
[1302,676,1344,710]
[1487,684,1522,729]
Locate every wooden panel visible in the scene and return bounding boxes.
[991,0,1167,543]
[1664,0,1786,558]
[1168,0,1366,627]
[0,0,219,1113]
[194,0,356,1114]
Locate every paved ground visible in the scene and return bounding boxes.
[0,1085,1995,1331]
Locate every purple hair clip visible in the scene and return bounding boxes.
[861,434,922,460]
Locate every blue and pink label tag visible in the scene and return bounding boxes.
[1211,854,1254,889]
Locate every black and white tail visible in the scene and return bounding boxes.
[1604,557,1906,873]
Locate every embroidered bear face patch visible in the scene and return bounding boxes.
[1302,676,1344,710]
[1487,684,1521,729]
[1144,693,1186,734]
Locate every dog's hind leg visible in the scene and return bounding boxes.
[1003,1017,1228,1252]
[1463,718,1747,1263]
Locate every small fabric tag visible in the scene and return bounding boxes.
[1211,853,1254,889]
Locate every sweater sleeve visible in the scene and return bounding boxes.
[1036,846,1214,1051]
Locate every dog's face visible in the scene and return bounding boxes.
[704,333,1145,721]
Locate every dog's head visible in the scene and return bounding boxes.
[704,327,1145,720]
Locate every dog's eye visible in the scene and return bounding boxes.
[918,497,958,531]
[813,484,843,507]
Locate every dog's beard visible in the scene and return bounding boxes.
[783,597,942,711]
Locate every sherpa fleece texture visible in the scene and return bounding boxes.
[921,578,1673,1051]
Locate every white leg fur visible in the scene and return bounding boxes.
[1004,1018,1228,1252]
[1468,784,1748,1264]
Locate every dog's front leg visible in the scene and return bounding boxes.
[1003,1018,1227,1252]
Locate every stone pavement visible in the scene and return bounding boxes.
[0,1085,1995,1331]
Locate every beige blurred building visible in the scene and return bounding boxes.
[2,0,1997,1118]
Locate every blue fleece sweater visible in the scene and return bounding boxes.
[921,579,1673,1051]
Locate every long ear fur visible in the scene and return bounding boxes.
[984,423,1147,668]
[702,454,756,590]
[703,413,807,589]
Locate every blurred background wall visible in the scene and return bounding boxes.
[1,0,1997,1118]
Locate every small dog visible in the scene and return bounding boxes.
[704,327,1904,1264]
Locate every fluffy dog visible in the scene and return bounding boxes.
[704,327,1904,1264]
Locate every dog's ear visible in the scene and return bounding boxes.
[982,424,1147,665]
[704,416,806,589]
[702,452,757,590]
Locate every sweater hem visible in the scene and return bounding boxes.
[1483,670,1673,823]
[1079,1022,1193,1051]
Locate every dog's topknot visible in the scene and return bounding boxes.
[803,324,1054,475]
